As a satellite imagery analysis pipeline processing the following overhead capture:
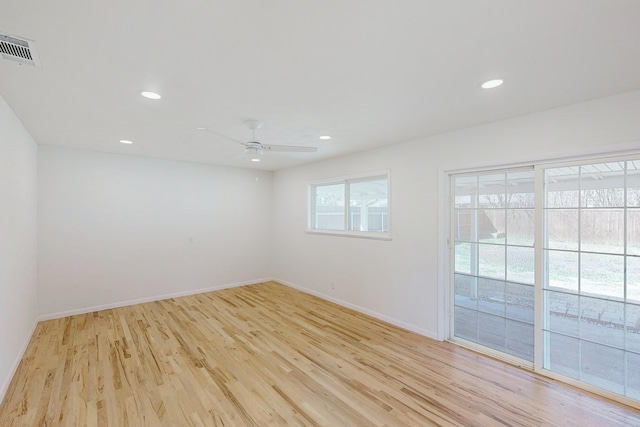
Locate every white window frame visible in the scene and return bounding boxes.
[307,170,391,240]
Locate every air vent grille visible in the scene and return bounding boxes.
[0,33,40,66]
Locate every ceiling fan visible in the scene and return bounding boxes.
[206,120,318,162]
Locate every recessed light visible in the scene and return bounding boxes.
[481,79,504,89]
[140,91,161,100]
[196,127,206,130]
[251,158,261,162]
[319,135,332,140]
[119,139,133,144]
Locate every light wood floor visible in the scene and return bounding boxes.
[1,282,639,426]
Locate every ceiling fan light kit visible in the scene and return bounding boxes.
[246,140,264,162]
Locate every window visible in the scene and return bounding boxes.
[309,172,390,238]
[449,155,640,405]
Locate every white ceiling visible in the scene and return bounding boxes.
[2,1,640,171]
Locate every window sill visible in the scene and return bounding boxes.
[305,229,392,241]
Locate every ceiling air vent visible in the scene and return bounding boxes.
[0,33,41,67]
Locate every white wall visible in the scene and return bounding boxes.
[38,146,273,316]
[0,94,38,401]
[272,90,640,339]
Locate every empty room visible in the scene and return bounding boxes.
[3,1,640,426]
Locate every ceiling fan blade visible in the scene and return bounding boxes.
[200,123,317,155]
[199,128,245,146]
[263,144,318,153]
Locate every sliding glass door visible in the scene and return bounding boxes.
[450,156,640,403]
[452,169,535,362]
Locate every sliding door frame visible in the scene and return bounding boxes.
[444,150,640,410]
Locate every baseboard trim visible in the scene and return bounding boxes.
[0,317,39,405]
[37,278,274,322]
[275,278,440,341]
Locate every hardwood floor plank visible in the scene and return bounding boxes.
[1,281,640,426]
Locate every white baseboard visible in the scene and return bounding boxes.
[0,317,39,405]
[276,278,441,341]
[37,278,274,322]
